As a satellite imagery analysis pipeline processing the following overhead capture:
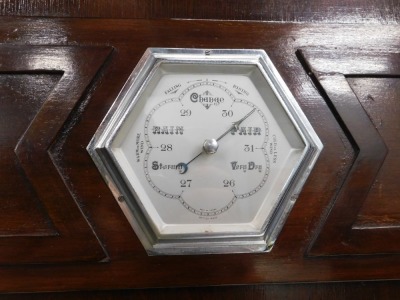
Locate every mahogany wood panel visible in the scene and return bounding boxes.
[0,45,113,264]
[349,77,400,227]
[299,50,400,255]
[0,0,399,23]
[1,17,400,294]
[0,73,60,237]
[4,281,400,300]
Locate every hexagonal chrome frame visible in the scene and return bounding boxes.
[87,48,322,255]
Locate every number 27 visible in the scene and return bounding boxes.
[180,179,192,187]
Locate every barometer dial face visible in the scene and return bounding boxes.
[142,82,270,217]
[88,49,322,255]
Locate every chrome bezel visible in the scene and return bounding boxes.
[87,48,323,255]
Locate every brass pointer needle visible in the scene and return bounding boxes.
[177,108,256,174]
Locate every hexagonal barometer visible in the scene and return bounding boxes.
[88,48,322,255]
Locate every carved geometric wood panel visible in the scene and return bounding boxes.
[0,73,60,237]
[0,45,113,264]
[299,49,400,255]
[2,18,400,293]
[348,77,400,228]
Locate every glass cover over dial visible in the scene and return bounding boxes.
[88,48,322,255]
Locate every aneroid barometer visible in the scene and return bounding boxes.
[88,48,322,255]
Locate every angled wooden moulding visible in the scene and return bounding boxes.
[0,45,114,264]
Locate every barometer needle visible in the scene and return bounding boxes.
[216,108,256,141]
[177,108,256,174]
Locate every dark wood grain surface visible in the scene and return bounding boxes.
[1,0,400,298]
[0,0,399,24]
[299,50,400,255]
[0,45,113,264]
[2,281,400,300]
[0,18,399,295]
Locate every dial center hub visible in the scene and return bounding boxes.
[203,138,219,154]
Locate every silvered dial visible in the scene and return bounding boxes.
[143,81,270,216]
